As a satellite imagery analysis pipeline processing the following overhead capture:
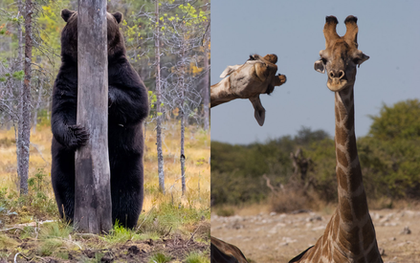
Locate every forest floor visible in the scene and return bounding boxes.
[0,123,211,262]
[212,204,420,263]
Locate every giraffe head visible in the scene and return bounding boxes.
[214,53,286,126]
[314,15,369,92]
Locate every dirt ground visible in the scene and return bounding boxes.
[1,234,209,263]
[212,208,420,263]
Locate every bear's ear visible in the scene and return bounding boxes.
[61,9,75,22]
[112,12,123,24]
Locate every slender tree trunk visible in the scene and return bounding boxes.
[180,44,186,196]
[203,24,210,131]
[155,0,165,194]
[74,0,112,233]
[15,0,23,190]
[15,0,23,191]
[180,109,186,195]
[19,0,33,195]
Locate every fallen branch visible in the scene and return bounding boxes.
[30,142,50,165]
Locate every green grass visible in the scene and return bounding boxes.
[185,251,210,263]
[148,252,172,263]
[37,221,81,257]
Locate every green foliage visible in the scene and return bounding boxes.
[103,222,138,244]
[306,138,337,201]
[12,70,24,80]
[213,100,420,206]
[369,99,420,140]
[0,170,57,225]
[27,170,57,215]
[212,127,331,205]
[359,99,420,199]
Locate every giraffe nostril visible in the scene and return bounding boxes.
[338,70,345,79]
[329,70,345,79]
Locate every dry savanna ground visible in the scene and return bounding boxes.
[212,204,420,263]
[0,121,210,262]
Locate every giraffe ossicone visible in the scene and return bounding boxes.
[210,54,286,126]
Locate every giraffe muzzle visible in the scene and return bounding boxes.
[329,70,345,79]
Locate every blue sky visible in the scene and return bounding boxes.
[211,0,420,144]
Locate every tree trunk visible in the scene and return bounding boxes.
[203,16,210,131]
[18,0,33,195]
[155,0,165,194]
[74,0,112,233]
[180,44,186,196]
[180,109,186,195]
[15,0,24,192]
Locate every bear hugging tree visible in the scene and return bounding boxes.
[51,9,148,228]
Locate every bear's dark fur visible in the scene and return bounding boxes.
[51,9,148,228]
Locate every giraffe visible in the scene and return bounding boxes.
[210,54,286,261]
[211,236,249,263]
[211,54,286,126]
[289,15,382,263]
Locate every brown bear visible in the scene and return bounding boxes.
[51,9,148,228]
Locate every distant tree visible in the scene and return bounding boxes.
[294,126,330,147]
[158,1,209,195]
[0,0,62,195]
[369,99,420,140]
[154,0,165,193]
[359,99,420,199]
[17,0,34,195]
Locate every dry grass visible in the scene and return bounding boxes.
[143,121,210,212]
[0,120,210,261]
[0,121,210,216]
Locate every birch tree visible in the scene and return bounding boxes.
[159,1,209,195]
[202,19,210,131]
[17,0,33,195]
[154,0,165,193]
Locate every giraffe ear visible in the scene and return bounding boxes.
[249,95,266,126]
[356,52,369,68]
[314,59,325,74]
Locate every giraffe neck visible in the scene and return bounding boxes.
[331,85,381,261]
[334,85,366,219]
[210,78,238,107]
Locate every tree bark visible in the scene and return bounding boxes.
[155,0,165,194]
[202,14,210,131]
[15,0,24,192]
[74,0,112,233]
[180,43,186,196]
[18,0,33,195]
